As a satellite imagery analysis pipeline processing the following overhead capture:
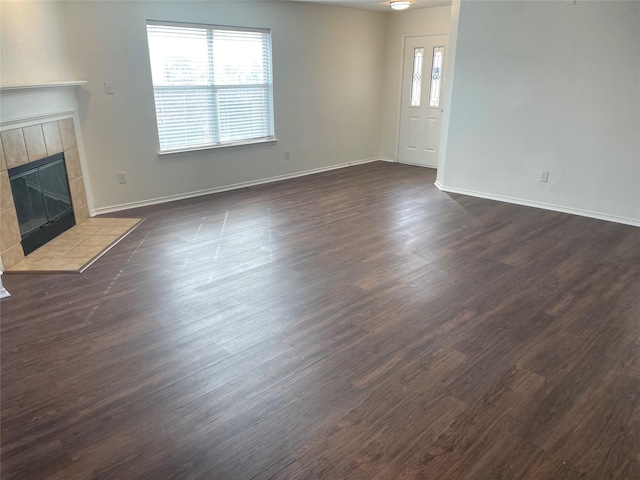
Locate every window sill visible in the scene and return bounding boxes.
[158,138,278,157]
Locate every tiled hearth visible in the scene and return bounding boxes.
[1,118,90,269]
[5,217,143,273]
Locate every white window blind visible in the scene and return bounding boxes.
[146,21,275,153]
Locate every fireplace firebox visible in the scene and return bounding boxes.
[8,153,76,255]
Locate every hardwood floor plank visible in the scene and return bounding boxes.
[526,371,640,479]
[1,162,638,479]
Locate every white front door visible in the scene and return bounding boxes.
[398,35,448,168]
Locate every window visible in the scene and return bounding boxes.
[428,46,444,108]
[410,47,424,107]
[146,21,275,153]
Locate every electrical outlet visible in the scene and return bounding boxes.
[539,171,549,183]
[284,149,291,160]
[104,81,115,94]
[117,171,127,184]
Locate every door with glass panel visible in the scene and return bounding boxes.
[398,35,448,167]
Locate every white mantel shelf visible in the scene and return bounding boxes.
[0,81,88,128]
[0,81,87,94]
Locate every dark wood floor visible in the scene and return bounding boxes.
[1,162,639,479]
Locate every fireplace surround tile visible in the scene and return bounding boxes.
[65,148,82,181]
[1,129,29,169]
[1,244,24,267]
[0,171,14,213]
[74,204,90,224]
[23,125,48,162]
[59,119,77,151]
[0,139,6,171]
[42,122,64,156]
[69,177,88,213]
[1,210,21,252]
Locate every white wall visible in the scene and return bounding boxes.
[439,0,640,225]
[60,1,386,212]
[0,1,73,84]
[379,6,451,160]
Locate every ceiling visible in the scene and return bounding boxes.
[286,0,452,12]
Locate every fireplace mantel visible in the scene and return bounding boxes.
[0,81,88,129]
[0,81,87,94]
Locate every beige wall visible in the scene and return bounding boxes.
[61,1,387,212]
[0,1,452,213]
[0,0,73,84]
[379,6,452,160]
[439,0,640,225]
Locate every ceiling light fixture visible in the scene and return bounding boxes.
[390,1,411,10]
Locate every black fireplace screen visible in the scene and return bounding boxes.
[8,153,76,255]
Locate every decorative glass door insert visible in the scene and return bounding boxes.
[428,46,444,107]
[410,47,425,107]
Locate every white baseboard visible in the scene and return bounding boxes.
[92,157,382,216]
[379,157,396,163]
[435,183,640,228]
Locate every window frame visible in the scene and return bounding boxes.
[146,20,277,155]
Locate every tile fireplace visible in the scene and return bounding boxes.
[0,82,90,269]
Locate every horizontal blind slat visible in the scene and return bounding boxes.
[147,21,274,151]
